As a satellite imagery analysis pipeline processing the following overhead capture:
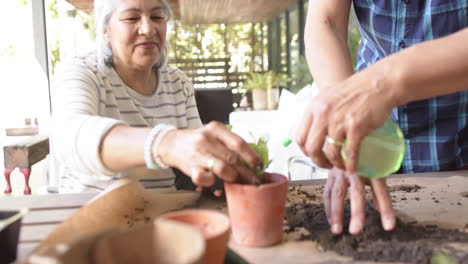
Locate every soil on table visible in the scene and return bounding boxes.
[388,184,423,193]
[286,202,468,264]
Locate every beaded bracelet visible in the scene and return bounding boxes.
[152,125,176,168]
[144,124,175,170]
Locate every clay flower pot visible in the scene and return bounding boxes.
[160,209,231,264]
[19,218,206,264]
[224,173,288,247]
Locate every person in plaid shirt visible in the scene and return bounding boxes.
[297,0,468,235]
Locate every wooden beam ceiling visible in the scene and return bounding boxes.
[179,0,297,24]
[167,0,181,19]
[65,0,93,14]
[65,0,296,24]
[65,0,181,19]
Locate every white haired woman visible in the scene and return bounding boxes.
[49,0,261,193]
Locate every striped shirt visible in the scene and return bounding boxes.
[353,0,468,173]
[50,51,202,193]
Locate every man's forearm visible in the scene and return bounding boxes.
[305,1,354,89]
[365,28,468,106]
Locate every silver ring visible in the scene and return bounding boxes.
[325,136,343,147]
[207,159,215,171]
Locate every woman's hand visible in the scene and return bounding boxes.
[156,121,263,187]
[295,72,396,173]
[324,167,396,235]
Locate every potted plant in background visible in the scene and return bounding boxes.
[224,136,289,247]
[243,71,289,110]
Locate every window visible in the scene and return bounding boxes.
[0,1,51,131]
[0,0,93,132]
[0,0,94,195]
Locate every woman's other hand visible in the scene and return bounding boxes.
[156,121,263,187]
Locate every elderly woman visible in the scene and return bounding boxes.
[49,0,260,193]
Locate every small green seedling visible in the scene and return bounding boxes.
[248,134,271,179]
[225,125,272,181]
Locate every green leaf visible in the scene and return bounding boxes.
[242,70,290,91]
[247,134,270,179]
[250,142,268,167]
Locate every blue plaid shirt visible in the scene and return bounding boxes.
[353,0,468,173]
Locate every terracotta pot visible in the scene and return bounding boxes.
[92,219,205,264]
[18,219,205,264]
[160,209,230,264]
[224,173,288,247]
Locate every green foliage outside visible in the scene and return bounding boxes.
[289,55,313,93]
[348,7,363,69]
[1,1,29,58]
[287,17,361,94]
[16,0,28,7]
[348,25,361,69]
[0,45,16,57]
[4,1,361,88]
[166,18,361,92]
[50,40,60,70]
[47,0,60,71]
[6,0,62,71]
[167,23,265,72]
[85,14,96,41]
[48,0,58,19]
[242,70,289,91]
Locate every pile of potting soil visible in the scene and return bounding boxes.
[286,202,468,264]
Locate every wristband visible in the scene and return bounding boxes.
[152,125,176,169]
[144,124,174,170]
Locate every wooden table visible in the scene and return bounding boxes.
[2,170,468,263]
[0,192,97,257]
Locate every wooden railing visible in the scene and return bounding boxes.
[168,58,248,90]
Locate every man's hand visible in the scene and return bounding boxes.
[295,73,396,174]
[323,167,396,235]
